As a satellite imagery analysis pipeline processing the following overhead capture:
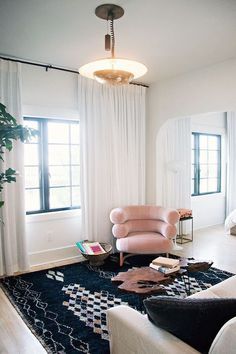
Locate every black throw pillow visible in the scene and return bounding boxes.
[143,296,236,353]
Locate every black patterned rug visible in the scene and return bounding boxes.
[0,254,234,354]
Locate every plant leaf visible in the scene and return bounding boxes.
[5,139,13,151]
[5,168,16,176]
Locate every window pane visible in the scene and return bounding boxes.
[208,136,218,150]
[191,133,221,196]
[199,150,207,164]
[208,151,218,163]
[208,178,218,192]
[24,120,39,143]
[199,179,208,194]
[50,187,70,209]
[208,164,218,178]
[71,145,80,164]
[25,189,40,211]
[199,135,207,149]
[25,167,40,188]
[72,166,80,185]
[48,122,69,143]
[48,145,69,165]
[49,166,70,187]
[70,123,80,144]
[200,164,208,178]
[72,187,80,206]
[24,144,39,165]
[24,118,81,214]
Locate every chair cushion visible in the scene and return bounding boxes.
[116,233,173,253]
[144,296,236,354]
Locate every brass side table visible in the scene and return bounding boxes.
[176,216,193,244]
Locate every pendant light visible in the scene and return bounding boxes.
[79,4,147,85]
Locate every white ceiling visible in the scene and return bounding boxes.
[0,0,236,84]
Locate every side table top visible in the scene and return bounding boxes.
[111,257,213,294]
[179,258,213,272]
[112,267,173,294]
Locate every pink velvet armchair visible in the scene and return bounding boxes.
[110,205,180,266]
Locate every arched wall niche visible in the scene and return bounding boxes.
[155,111,227,230]
[146,57,236,206]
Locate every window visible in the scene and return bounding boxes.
[191,132,221,196]
[24,118,80,214]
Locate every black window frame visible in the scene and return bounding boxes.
[191,132,221,196]
[24,117,80,215]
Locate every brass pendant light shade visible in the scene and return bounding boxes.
[79,4,147,85]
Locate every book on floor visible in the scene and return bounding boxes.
[86,242,106,255]
[149,262,180,274]
[76,241,106,255]
[76,241,86,253]
[152,256,179,268]
[81,242,95,255]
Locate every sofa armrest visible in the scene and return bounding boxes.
[209,317,236,354]
[107,305,199,354]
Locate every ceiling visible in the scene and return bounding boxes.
[0,0,236,84]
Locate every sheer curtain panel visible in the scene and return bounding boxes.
[78,77,146,243]
[0,60,29,275]
[156,117,191,209]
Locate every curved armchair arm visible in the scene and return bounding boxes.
[110,206,179,224]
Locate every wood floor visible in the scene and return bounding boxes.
[0,287,47,354]
[172,224,236,274]
[1,224,236,353]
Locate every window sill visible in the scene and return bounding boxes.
[191,192,225,199]
[26,209,81,223]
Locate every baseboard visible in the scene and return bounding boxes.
[29,245,83,267]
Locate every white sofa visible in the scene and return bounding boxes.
[107,275,236,354]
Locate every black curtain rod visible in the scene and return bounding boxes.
[0,55,79,74]
[0,55,149,88]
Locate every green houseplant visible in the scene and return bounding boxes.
[0,103,37,208]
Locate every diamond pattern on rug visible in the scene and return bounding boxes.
[2,277,89,353]
[62,283,128,340]
[46,270,64,282]
[163,275,211,297]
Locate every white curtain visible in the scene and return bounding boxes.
[0,59,29,276]
[226,111,236,215]
[156,117,191,210]
[78,77,146,243]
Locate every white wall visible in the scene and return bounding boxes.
[22,64,79,119]
[191,112,226,229]
[147,58,236,206]
[21,64,83,266]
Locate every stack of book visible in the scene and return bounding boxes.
[76,241,106,255]
[149,256,180,274]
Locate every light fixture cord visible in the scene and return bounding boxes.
[110,18,115,58]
